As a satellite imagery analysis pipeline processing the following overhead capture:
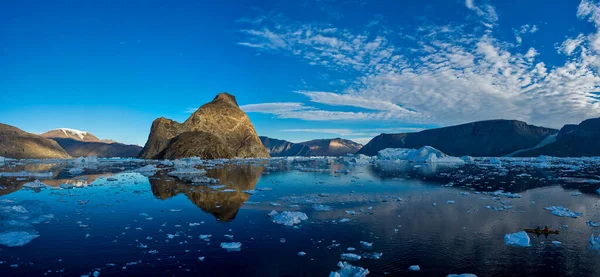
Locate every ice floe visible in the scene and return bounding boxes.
[544,206,582,218]
[409,265,420,271]
[0,231,39,247]
[377,146,465,164]
[268,211,308,226]
[329,261,369,277]
[504,231,530,247]
[220,242,242,251]
[340,253,361,261]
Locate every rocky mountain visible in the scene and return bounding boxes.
[259,136,311,157]
[514,118,600,157]
[51,138,142,158]
[41,128,141,158]
[300,138,363,156]
[260,137,362,156]
[357,120,558,157]
[139,93,270,159]
[0,123,71,159]
[41,128,100,142]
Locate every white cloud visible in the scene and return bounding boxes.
[238,1,600,128]
[281,127,424,136]
[464,0,498,25]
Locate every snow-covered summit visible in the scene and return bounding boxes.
[57,128,89,140]
[40,128,100,142]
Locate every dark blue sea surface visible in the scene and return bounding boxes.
[1,156,600,276]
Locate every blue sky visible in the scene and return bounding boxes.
[2,0,600,146]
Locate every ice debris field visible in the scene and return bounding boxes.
[2,147,600,276]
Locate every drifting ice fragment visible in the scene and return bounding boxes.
[504,231,530,247]
[447,274,477,277]
[544,206,582,218]
[0,231,39,247]
[360,241,373,248]
[409,265,420,271]
[377,146,464,164]
[328,261,369,277]
[341,253,361,261]
[298,252,306,256]
[552,241,561,246]
[268,211,308,226]
[313,204,332,211]
[220,242,242,251]
[22,180,46,189]
[587,221,600,227]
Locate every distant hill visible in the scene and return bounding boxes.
[42,128,142,158]
[52,138,142,158]
[514,118,600,157]
[357,120,558,157]
[139,93,269,159]
[260,137,362,157]
[41,128,100,142]
[260,136,311,157]
[0,123,71,159]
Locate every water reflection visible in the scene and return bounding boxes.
[149,164,263,221]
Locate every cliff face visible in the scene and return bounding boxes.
[357,120,558,157]
[516,118,600,157]
[139,93,270,159]
[41,128,100,142]
[0,123,71,159]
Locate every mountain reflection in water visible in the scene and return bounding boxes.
[149,164,263,221]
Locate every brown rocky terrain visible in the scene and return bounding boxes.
[41,128,100,142]
[0,123,71,159]
[139,93,270,159]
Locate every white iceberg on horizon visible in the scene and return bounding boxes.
[377,146,464,164]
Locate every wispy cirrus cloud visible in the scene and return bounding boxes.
[281,127,424,136]
[236,0,600,129]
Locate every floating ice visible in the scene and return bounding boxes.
[544,206,582,218]
[446,200,455,204]
[268,211,308,226]
[22,179,46,189]
[345,210,357,215]
[490,191,521,198]
[134,164,158,176]
[220,242,242,251]
[313,204,332,211]
[341,253,361,261]
[338,218,351,223]
[447,274,477,277]
[587,221,600,227]
[377,146,465,164]
[360,241,373,248]
[552,241,561,246]
[409,265,420,271]
[298,251,306,256]
[192,176,219,184]
[168,167,207,179]
[199,234,211,241]
[0,171,53,178]
[0,231,39,247]
[68,167,84,175]
[361,252,383,260]
[328,261,369,277]
[504,231,530,247]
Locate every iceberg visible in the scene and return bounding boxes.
[329,261,369,277]
[409,265,420,271]
[268,211,308,226]
[0,231,39,247]
[220,242,242,251]
[168,167,207,179]
[504,231,530,247]
[313,204,332,211]
[340,253,361,261]
[360,241,373,248]
[68,167,84,175]
[590,233,600,251]
[544,206,582,218]
[377,146,465,164]
[22,179,46,189]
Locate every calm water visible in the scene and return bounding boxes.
[1,157,600,276]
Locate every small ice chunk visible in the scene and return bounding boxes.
[68,167,84,175]
[362,252,383,260]
[587,221,600,227]
[446,200,455,204]
[268,211,308,226]
[341,253,361,261]
[347,247,355,251]
[329,261,369,277]
[0,231,39,247]
[360,241,373,248]
[22,179,46,188]
[313,204,332,211]
[544,206,582,218]
[345,210,357,215]
[504,231,530,247]
[220,242,242,251]
[409,265,420,271]
[199,234,211,241]
[198,256,205,261]
[338,218,351,223]
[298,251,306,256]
[552,241,561,246]
[447,274,477,277]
